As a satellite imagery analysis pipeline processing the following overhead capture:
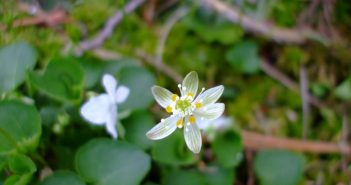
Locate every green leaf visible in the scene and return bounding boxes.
[183,13,243,45]
[151,131,195,166]
[204,166,235,185]
[335,77,351,100]
[122,110,154,149]
[8,154,36,174]
[4,174,32,185]
[75,138,151,185]
[163,169,205,185]
[0,156,6,171]
[0,100,41,155]
[39,171,85,185]
[225,41,261,74]
[29,57,84,103]
[80,57,104,89]
[254,149,305,185]
[212,131,243,168]
[118,66,155,110]
[0,42,37,93]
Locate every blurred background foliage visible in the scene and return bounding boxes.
[0,0,351,184]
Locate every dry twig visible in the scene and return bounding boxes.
[201,0,319,44]
[75,0,146,55]
[155,7,189,65]
[243,131,351,154]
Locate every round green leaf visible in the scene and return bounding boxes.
[0,100,41,155]
[212,131,243,168]
[0,42,37,93]
[151,131,195,166]
[75,138,151,185]
[254,149,305,185]
[122,110,154,149]
[29,57,84,103]
[8,154,36,174]
[225,41,261,74]
[40,171,85,185]
[118,66,155,110]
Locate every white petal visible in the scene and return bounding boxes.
[194,103,225,120]
[105,105,118,138]
[80,94,110,125]
[181,71,198,96]
[115,85,130,103]
[146,116,178,140]
[184,122,202,154]
[102,74,117,101]
[151,86,173,108]
[195,85,224,106]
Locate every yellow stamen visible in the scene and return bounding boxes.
[187,92,193,97]
[166,106,173,113]
[176,119,184,128]
[189,116,196,124]
[172,94,178,102]
[195,102,202,109]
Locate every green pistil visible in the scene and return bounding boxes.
[175,99,191,113]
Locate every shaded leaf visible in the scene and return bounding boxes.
[225,41,261,74]
[0,101,41,155]
[254,149,305,185]
[0,42,37,93]
[39,171,85,185]
[75,138,150,185]
[29,57,84,103]
[212,131,243,168]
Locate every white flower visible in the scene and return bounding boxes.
[197,116,232,131]
[80,74,130,139]
[146,71,225,153]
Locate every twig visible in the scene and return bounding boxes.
[260,60,324,108]
[245,149,255,185]
[137,50,182,83]
[201,0,320,44]
[0,3,69,31]
[300,65,310,139]
[155,7,189,65]
[243,131,351,154]
[75,0,146,55]
[340,112,350,173]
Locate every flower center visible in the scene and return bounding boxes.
[175,99,192,113]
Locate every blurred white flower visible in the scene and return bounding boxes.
[197,116,232,131]
[146,71,225,153]
[197,116,233,141]
[80,74,129,139]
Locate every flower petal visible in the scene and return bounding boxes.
[102,74,117,101]
[80,94,110,125]
[151,86,173,108]
[146,116,178,140]
[181,71,198,96]
[184,122,202,154]
[115,85,130,103]
[105,105,118,138]
[195,85,224,106]
[194,103,225,120]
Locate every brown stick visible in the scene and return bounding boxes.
[243,131,351,154]
[201,0,316,44]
